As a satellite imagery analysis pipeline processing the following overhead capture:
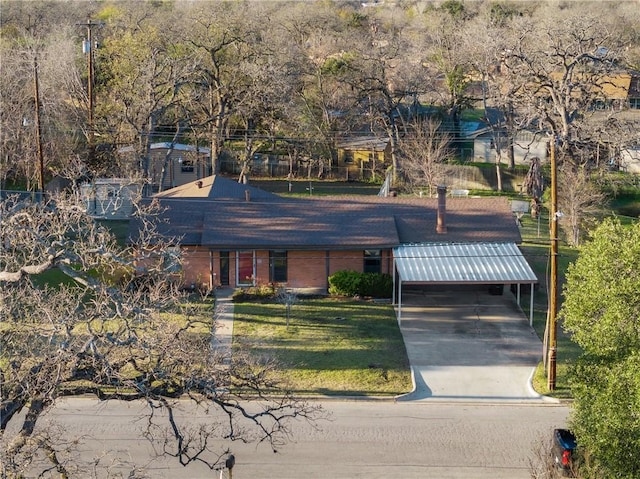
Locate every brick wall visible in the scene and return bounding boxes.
[328,250,362,275]
[288,251,327,288]
[181,247,394,291]
[182,247,211,289]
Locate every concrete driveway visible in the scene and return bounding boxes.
[396,286,545,402]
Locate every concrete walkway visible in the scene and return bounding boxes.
[212,288,235,363]
[396,287,546,402]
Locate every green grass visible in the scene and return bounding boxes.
[461,108,485,121]
[608,193,640,221]
[99,219,131,246]
[232,299,412,396]
[518,212,581,398]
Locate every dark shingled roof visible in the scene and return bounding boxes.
[130,192,522,250]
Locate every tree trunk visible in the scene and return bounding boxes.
[209,84,228,175]
[158,126,183,192]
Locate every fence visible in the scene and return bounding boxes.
[218,157,386,182]
[219,157,527,192]
[0,190,44,203]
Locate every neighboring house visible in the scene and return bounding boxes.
[465,124,548,166]
[465,71,640,165]
[618,146,640,174]
[569,71,640,110]
[118,142,211,193]
[80,178,141,219]
[129,176,538,321]
[336,136,391,180]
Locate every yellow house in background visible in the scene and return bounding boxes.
[545,71,640,108]
[336,136,391,180]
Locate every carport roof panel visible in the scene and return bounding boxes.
[394,243,538,284]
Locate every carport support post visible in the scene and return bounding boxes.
[397,279,403,325]
[392,257,396,305]
[529,283,534,327]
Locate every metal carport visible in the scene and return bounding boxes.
[393,243,538,325]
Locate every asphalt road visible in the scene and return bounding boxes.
[37,398,570,479]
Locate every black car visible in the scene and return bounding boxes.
[553,428,577,476]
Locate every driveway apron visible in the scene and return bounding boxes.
[396,287,545,402]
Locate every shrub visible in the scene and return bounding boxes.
[231,283,279,302]
[359,272,393,298]
[328,270,361,296]
[328,270,392,298]
[231,288,248,302]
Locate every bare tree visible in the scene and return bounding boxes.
[344,10,424,185]
[461,9,527,189]
[398,119,452,196]
[522,157,545,218]
[556,163,607,247]
[419,5,476,158]
[0,18,82,192]
[501,5,627,162]
[178,2,266,176]
[281,3,361,175]
[276,288,299,329]
[528,434,570,479]
[0,195,322,477]
[97,13,188,182]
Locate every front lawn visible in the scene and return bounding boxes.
[232,299,412,396]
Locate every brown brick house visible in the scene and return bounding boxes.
[129,176,536,301]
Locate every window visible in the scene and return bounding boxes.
[269,250,288,283]
[180,159,194,173]
[344,151,354,164]
[364,249,381,274]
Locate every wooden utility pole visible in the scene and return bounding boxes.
[547,138,558,391]
[78,19,103,168]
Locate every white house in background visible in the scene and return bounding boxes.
[80,178,141,219]
[117,143,211,193]
[618,147,640,174]
[465,125,548,166]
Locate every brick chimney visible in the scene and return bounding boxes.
[436,185,447,234]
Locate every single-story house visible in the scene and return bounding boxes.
[617,146,640,174]
[118,142,212,193]
[336,136,391,180]
[465,125,549,166]
[129,176,538,322]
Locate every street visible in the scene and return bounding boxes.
[39,398,569,478]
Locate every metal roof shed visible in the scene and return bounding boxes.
[393,243,538,325]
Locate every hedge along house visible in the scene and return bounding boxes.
[129,177,537,321]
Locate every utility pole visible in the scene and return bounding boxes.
[78,18,104,169]
[33,55,45,197]
[547,138,558,391]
